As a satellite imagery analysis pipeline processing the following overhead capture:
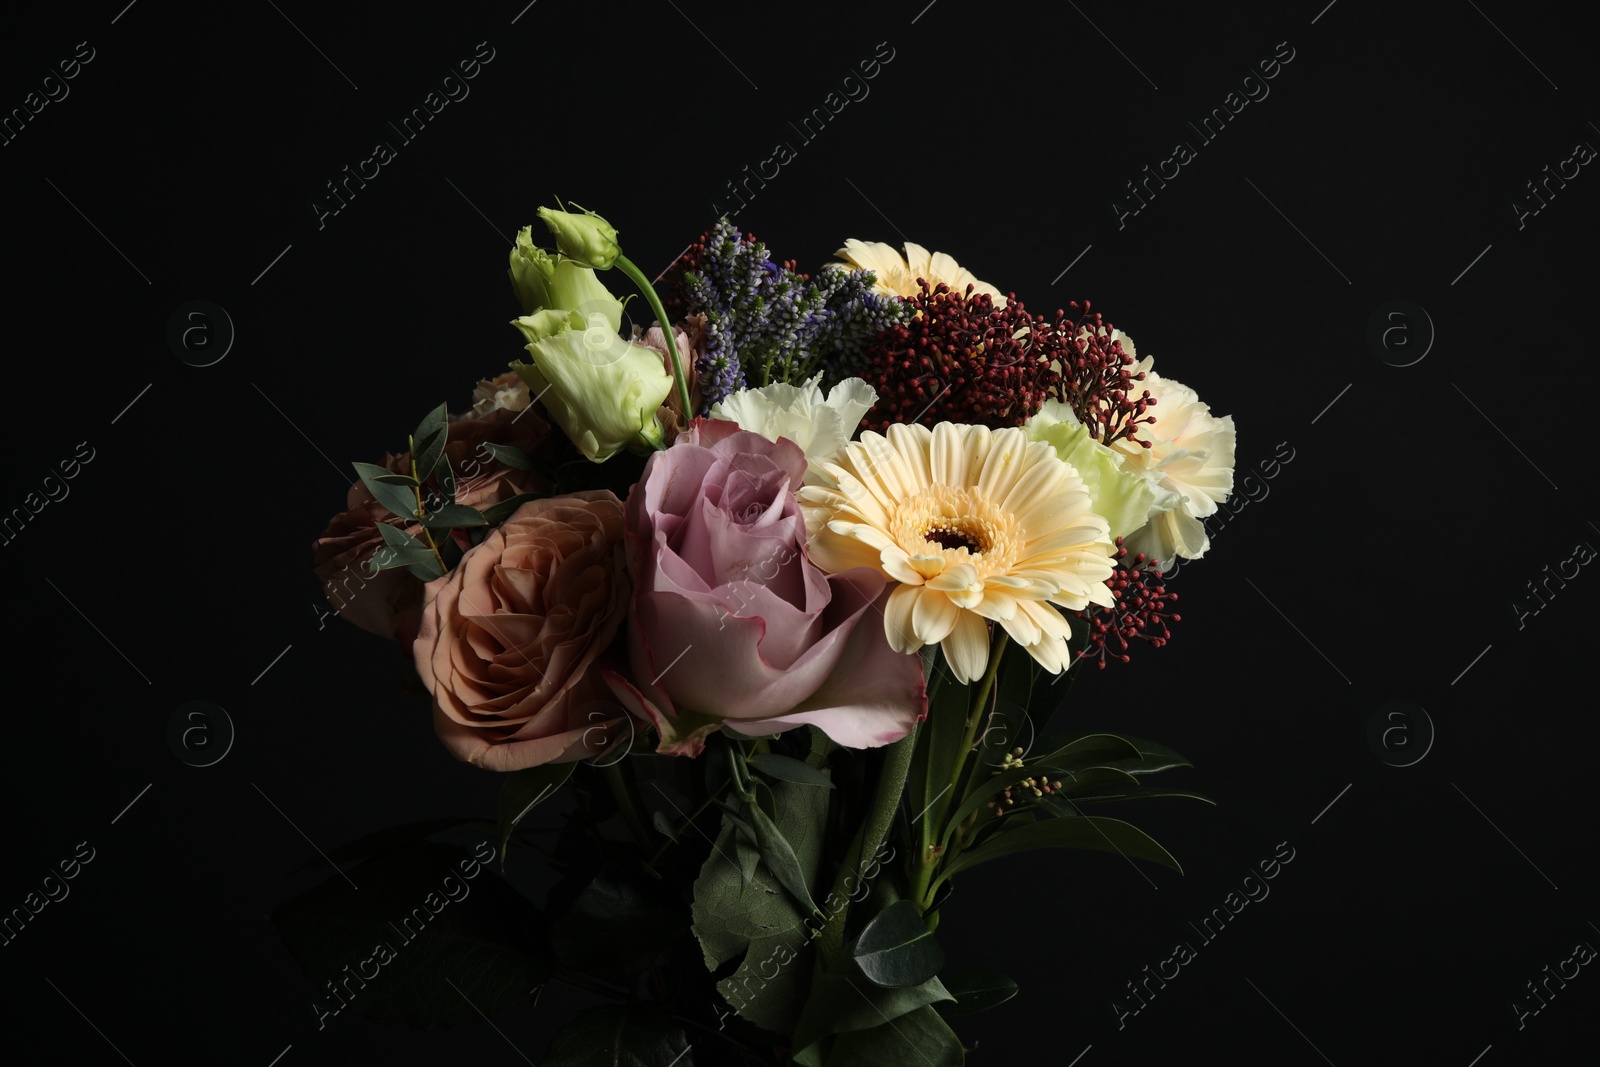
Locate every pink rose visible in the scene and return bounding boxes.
[313,406,553,644]
[605,419,926,755]
[413,491,631,771]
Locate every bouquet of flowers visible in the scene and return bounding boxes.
[295,203,1237,1064]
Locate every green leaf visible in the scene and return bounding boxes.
[482,441,537,470]
[543,1004,692,1067]
[413,403,449,480]
[271,841,547,1030]
[651,809,679,843]
[1103,736,1194,773]
[1029,732,1143,768]
[791,962,954,1053]
[419,504,488,530]
[495,763,574,871]
[853,900,944,988]
[354,461,421,520]
[1042,785,1216,808]
[437,453,457,502]
[938,815,1183,884]
[918,651,971,840]
[935,971,1019,1016]
[479,492,544,526]
[748,753,835,789]
[827,1005,965,1066]
[405,556,447,581]
[691,781,830,1034]
[547,865,690,974]
[367,543,438,573]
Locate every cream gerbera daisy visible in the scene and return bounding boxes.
[836,239,1008,307]
[797,422,1115,684]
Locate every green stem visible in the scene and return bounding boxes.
[953,632,1009,797]
[409,453,447,575]
[615,253,693,418]
[911,632,1008,913]
[816,729,917,962]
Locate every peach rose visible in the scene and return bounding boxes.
[413,491,631,770]
[313,406,553,643]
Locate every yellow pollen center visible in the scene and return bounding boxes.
[890,485,1020,579]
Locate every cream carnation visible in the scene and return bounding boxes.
[709,373,877,464]
[1111,340,1236,571]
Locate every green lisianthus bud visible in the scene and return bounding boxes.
[537,205,621,270]
[508,226,625,332]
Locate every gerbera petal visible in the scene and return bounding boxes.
[884,583,923,653]
[941,610,990,684]
[912,585,960,645]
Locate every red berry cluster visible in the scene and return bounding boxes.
[856,280,1060,432]
[1047,302,1157,449]
[1074,538,1180,669]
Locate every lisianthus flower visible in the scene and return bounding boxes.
[1021,400,1179,542]
[837,239,1007,307]
[709,373,877,464]
[511,308,675,462]
[798,422,1116,684]
[1108,341,1236,571]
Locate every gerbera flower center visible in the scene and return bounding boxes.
[924,523,986,554]
[888,485,1020,580]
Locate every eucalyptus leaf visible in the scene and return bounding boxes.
[747,753,835,788]
[437,454,457,502]
[412,403,449,480]
[479,492,544,525]
[495,763,574,871]
[935,970,1019,1016]
[366,543,438,574]
[375,523,423,549]
[853,900,944,988]
[542,1004,691,1067]
[354,461,421,520]
[483,441,537,470]
[419,504,488,530]
[405,556,446,581]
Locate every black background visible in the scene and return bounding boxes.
[3,1,1596,1063]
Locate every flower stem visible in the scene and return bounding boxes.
[911,631,1008,914]
[954,632,1009,793]
[409,450,447,576]
[615,253,693,419]
[816,728,917,963]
